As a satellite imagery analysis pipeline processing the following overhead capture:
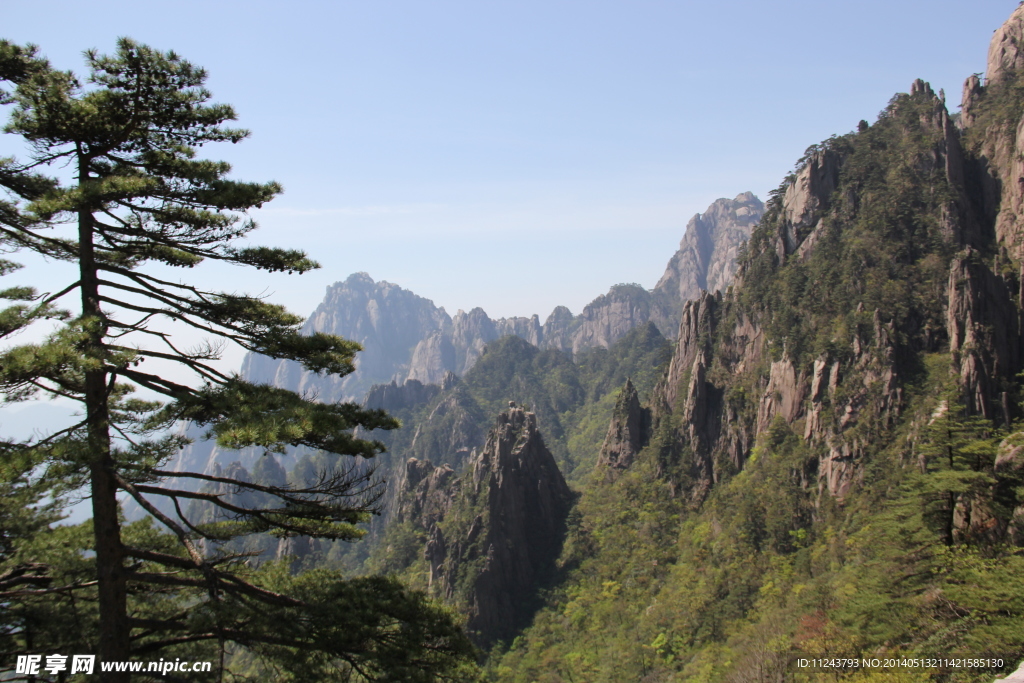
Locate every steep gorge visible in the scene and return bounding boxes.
[153,8,1024,680]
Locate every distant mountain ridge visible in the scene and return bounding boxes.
[164,192,759,484]
[243,192,763,403]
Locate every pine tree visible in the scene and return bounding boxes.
[917,393,1001,546]
[0,39,104,671]
[0,39,475,679]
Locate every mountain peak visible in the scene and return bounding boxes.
[987,4,1024,84]
[653,192,764,329]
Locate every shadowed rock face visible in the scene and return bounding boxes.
[171,189,760,488]
[963,5,1024,257]
[396,408,572,647]
[395,458,459,532]
[363,378,442,413]
[947,250,1020,420]
[597,379,650,475]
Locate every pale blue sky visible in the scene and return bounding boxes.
[1,1,1017,373]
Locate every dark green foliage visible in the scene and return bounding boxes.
[463,336,583,453]
[0,447,99,667]
[200,567,478,683]
[363,325,674,640]
[575,321,672,401]
[963,68,1024,151]
[491,379,1024,682]
[740,89,957,368]
[0,38,475,680]
[916,397,1003,546]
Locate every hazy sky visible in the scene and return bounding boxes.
[1,0,1017,373]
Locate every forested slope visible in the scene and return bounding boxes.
[484,9,1024,682]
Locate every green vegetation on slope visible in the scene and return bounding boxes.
[740,94,956,369]
[488,84,1024,682]
[376,322,673,487]
[492,361,1023,682]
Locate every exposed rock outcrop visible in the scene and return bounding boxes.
[275,535,322,569]
[406,332,457,385]
[540,305,576,351]
[947,250,1020,419]
[994,437,1024,546]
[776,150,841,260]
[654,192,763,306]
[406,386,485,468]
[986,4,1024,86]
[363,378,442,413]
[242,272,451,403]
[541,192,761,353]
[402,408,572,646]
[757,356,807,432]
[245,193,761,401]
[170,191,759,483]
[597,379,650,474]
[559,284,668,355]
[636,79,991,504]
[657,291,718,413]
[495,313,544,348]
[394,457,459,530]
[961,5,1024,257]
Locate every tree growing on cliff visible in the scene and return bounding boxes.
[0,38,474,679]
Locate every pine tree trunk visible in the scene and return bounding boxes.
[78,157,131,679]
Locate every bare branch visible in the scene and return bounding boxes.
[114,473,206,567]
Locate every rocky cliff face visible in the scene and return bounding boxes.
[394,408,572,646]
[551,284,668,355]
[946,250,1020,421]
[596,378,650,475]
[363,376,447,414]
[394,457,459,531]
[176,189,758,487]
[986,5,1024,87]
[626,35,1024,511]
[541,193,763,354]
[951,5,1024,429]
[404,384,485,468]
[242,272,451,403]
[476,10,1024,676]
[653,192,764,332]
[961,6,1024,257]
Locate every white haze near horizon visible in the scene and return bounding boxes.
[0,0,1017,402]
